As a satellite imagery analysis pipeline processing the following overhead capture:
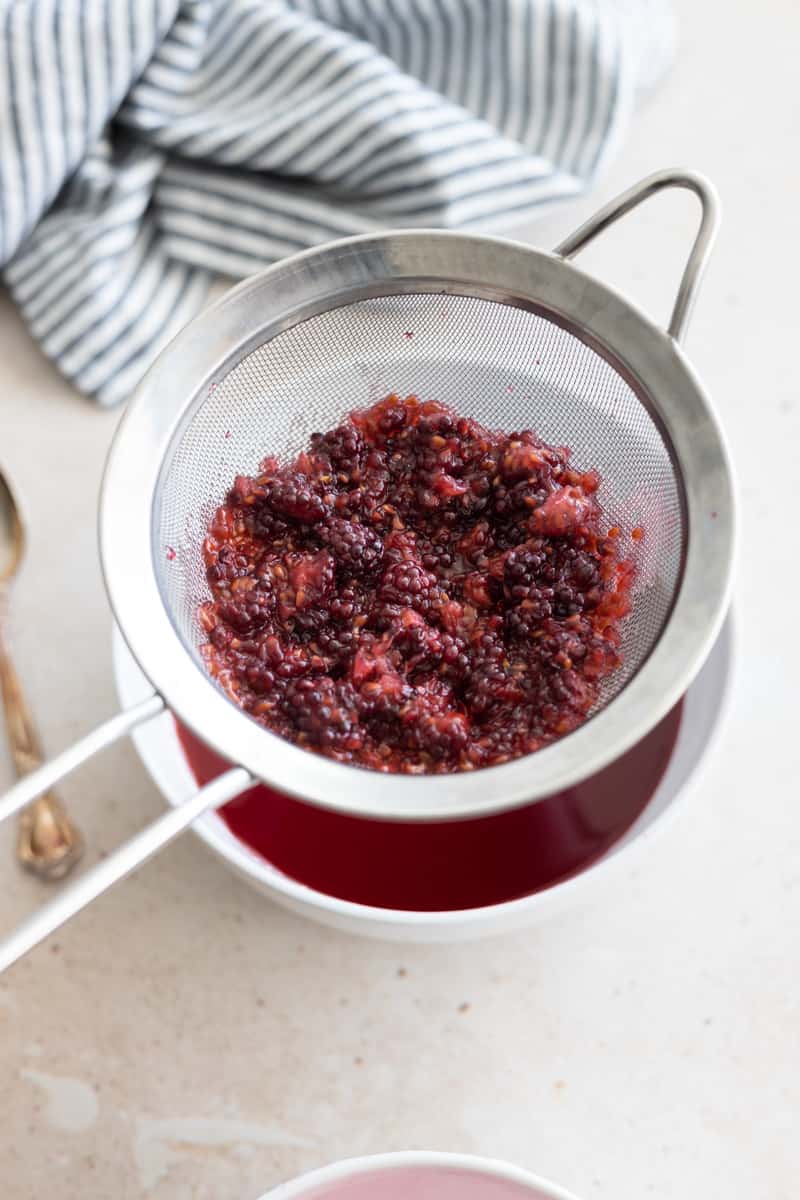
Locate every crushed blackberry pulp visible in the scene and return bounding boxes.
[200,395,635,774]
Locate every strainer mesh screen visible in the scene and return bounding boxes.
[156,293,684,709]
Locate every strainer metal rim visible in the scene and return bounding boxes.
[100,227,735,821]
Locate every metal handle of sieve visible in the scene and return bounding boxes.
[0,694,165,823]
[0,696,253,973]
[554,168,720,344]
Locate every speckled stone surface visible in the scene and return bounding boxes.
[1,2,799,1196]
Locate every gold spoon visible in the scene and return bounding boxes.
[0,468,83,879]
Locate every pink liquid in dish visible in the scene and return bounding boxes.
[293,1165,552,1199]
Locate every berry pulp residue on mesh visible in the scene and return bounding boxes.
[200,395,635,774]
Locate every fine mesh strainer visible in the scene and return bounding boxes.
[0,170,735,970]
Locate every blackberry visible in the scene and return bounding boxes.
[392,621,443,670]
[549,547,603,617]
[310,423,366,475]
[417,410,458,439]
[368,602,405,633]
[215,580,274,635]
[504,597,552,641]
[284,677,362,751]
[494,476,550,517]
[463,629,525,716]
[378,561,440,613]
[314,623,358,668]
[319,516,384,575]
[250,507,292,545]
[503,545,551,598]
[206,544,253,586]
[414,712,470,760]
[376,404,408,438]
[419,534,456,574]
[242,665,277,696]
[264,471,329,523]
[570,550,601,589]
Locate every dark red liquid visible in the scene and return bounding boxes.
[176,701,682,912]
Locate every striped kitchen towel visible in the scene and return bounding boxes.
[0,0,674,406]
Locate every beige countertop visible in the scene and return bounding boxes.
[1,1,799,1197]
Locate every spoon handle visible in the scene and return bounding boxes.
[0,596,83,880]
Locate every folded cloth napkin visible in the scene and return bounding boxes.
[0,0,673,405]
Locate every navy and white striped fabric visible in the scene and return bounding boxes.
[0,0,674,406]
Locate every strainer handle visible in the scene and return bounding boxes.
[554,168,720,344]
[0,764,252,974]
[0,692,250,971]
[0,693,165,824]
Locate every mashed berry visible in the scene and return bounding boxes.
[200,395,634,774]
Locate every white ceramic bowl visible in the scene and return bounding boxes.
[113,618,732,943]
[258,1152,580,1200]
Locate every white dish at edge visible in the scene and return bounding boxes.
[258,1150,581,1199]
